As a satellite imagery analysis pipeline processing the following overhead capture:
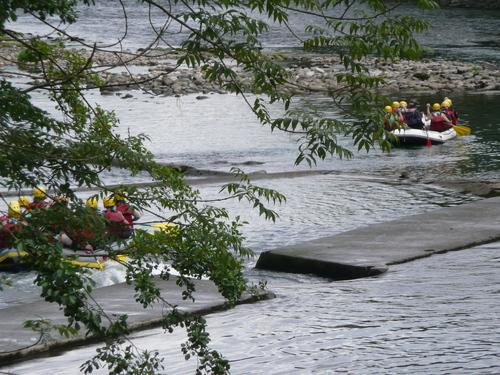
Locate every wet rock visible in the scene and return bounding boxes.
[399,171,410,179]
[475,80,488,89]
[122,93,133,99]
[413,72,430,81]
[196,95,209,100]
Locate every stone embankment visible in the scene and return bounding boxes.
[0,277,273,365]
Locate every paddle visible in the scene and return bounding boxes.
[453,124,471,136]
[135,222,180,233]
[151,222,178,232]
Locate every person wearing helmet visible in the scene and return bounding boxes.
[402,101,426,129]
[103,195,132,240]
[114,192,141,227]
[441,98,458,125]
[17,196,32,217]
[86,196,99,210]
[391,101,405,121]
[0,201,25,248]
[29,186,49,210]
[62,197,103,252]
[18,196,30,209]
[103,195,116,209]
[426,102,452,132]
[7,201,22,220]
[399,101,408,113]
[384,104,405,131]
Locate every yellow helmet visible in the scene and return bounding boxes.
[103,195,116,208]
[18,196,30,208]
[392,101,400,108]
[86,196,98,209]
[8,201,21,218]
[384,105,393,113]
[399,101,408,108]
[114,192,125,202]
[442,99,451,108]
[33,186,47,199]
[432,103,441,111]
[444,97,452,106]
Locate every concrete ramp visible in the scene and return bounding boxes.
[0,277,273,365]
[256,196,500,279]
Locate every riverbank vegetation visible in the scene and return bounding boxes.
[1,0,443,373]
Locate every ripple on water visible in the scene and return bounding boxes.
[4,244,500,374]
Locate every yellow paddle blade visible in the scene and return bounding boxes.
[453,125,471,136]
[152,222,179,233]
[115,254,128,263]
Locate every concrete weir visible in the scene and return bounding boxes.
[256,196,500,280]
[0,277,274,365]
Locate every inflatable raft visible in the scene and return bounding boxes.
[391,127,457,146]
[0,247,127,272]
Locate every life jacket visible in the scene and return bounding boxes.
[28,200,48,210]
[430,111,453,132]
[68,229,96,250]
[431,111,444,125]
[403,110,424,129]
[104,209,132,239]
[115,202,136,227]
[444,108,458,125]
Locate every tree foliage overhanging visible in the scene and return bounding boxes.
[0,0,438,373]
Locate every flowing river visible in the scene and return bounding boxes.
[2,2,500,374]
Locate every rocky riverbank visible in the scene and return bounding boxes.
[94,50,500,97]
[2,40,500,97]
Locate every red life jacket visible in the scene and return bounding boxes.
[104,209,132,239]
[431,112,453,132]
[115,202,135,226]
[69,229,95,249]
[28,201,48,210]
[445,108,458,125]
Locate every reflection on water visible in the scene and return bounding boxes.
[6,243,500,374]
[8,3,500,62]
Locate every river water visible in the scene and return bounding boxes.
[2,2,500,374]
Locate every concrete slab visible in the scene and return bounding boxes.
[256,196,500,279]
[0,277,274,365]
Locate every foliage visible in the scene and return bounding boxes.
[0,0,437,373]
